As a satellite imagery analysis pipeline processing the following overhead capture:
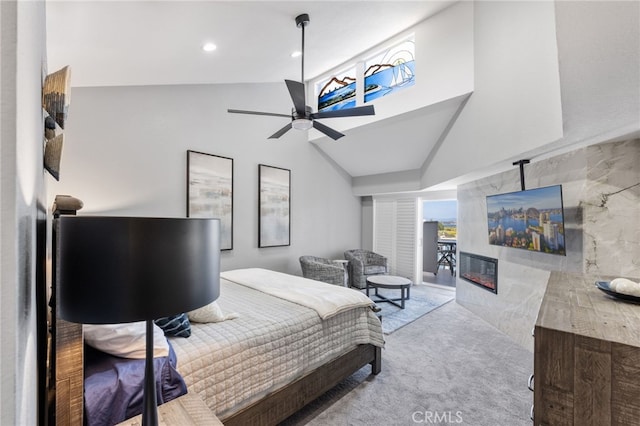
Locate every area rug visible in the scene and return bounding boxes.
[365,284,455,334]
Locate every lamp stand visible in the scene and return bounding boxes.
[142,320,159,426]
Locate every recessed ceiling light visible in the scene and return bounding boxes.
[291,51,302,58]
[202,42,217,52]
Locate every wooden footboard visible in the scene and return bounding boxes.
[221,344,381,426]
[51,318,84,426]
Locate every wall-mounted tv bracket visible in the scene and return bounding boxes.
[513,159,530,190]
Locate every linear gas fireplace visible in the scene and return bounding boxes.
[459,252,498,294]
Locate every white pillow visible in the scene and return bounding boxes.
[83,321,169,359]
[611,277,640,296]
[187,301,239,323]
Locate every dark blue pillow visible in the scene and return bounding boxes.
[154,313,191,338]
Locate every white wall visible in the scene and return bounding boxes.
[0,0,47,424]
[308,1,474,137]
[420,1,640,191]
[348,1,639,197]
[421,0,563,189]
[554,1,640,147]
[47,82,362,275]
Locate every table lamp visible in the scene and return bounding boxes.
[55,216,220,426]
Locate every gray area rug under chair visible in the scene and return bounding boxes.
[370,283,456,334]
[281,286,533,426]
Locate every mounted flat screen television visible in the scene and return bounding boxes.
[487,185,566,256]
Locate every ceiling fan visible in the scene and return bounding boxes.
[227,13,375,141]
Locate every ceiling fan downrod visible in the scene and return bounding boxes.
[226,11,374,141]
[295,13,310,83]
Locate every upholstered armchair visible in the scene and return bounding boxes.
[344,249,388,289]
[299,256,347,286]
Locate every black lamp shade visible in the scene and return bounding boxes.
[56,216,220,324]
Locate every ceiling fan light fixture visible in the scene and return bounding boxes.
[292,118,313,130]
[202,42,217,52]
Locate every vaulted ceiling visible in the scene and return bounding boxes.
[46,1,462,180]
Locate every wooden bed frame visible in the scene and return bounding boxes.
[52,306,382,426]
[222,343,381,426]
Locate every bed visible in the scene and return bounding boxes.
[52,268,384,425]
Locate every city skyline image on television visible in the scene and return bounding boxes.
[486,185,566,256]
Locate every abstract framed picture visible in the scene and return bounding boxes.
[187,150,233,250]
[258,164,290,248]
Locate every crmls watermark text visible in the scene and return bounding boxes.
[412,411,464,424]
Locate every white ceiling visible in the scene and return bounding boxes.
[313,95,468,177]
[46,0,461,180]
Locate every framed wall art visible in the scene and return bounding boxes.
[187,150,233,250]
[258,164,290,248]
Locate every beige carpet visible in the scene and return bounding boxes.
[281,299,533,426]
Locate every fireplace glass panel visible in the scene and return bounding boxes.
[459,252,498,294]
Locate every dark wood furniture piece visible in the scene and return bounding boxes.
[366,275,412,309]
[52,319,84,426]
[534,272,640,425]
[49,214,84,426]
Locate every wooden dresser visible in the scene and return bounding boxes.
[534,272,640,425]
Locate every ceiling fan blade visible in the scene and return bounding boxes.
[228,109,291,118]
[312,120,345,141]
[285,80,307,116]
[310,105,375,119]
[268,123,293,139]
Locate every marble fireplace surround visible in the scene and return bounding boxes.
[456,139,640,351]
